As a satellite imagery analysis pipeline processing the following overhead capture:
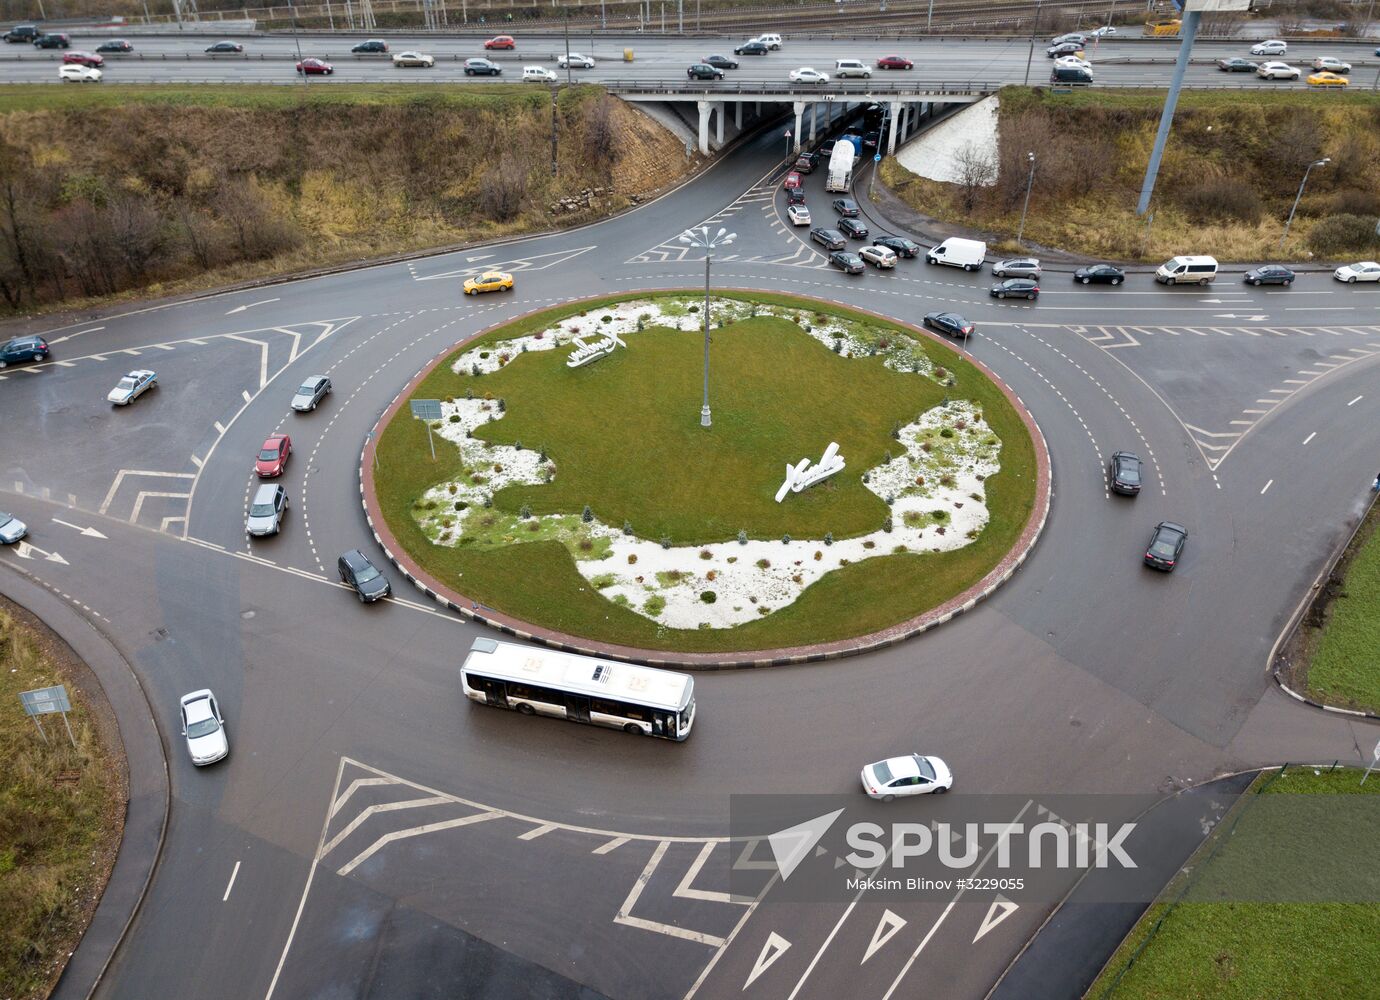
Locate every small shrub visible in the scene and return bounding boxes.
[612,593,630,608]
[915,475,925,486]
[628,553,638,564]
[582,505,593,523]
[466,386,475,399]
[940,474,956,487]
[824,532,834,546]
[883,517,893,532]
[863,540,876,549]
[454,501,466,511]
[781,534,792,545]
[688,304,700,313]
[940,428,955,439]
[922,442,934,453]
[527,521,540,532]
[700,549,713,560]
[884,450,892,463]
[449,414,461,424]
[479,352,490,360]
[756,558,771,569]
[660,536,671,549]
[623,520,633,535]
[813,550,823,561]
[1178,177,1261,225]
[1307,213,1380,256]
[738,529,748,544]
[519,504,532,519]
[538,447,548,462]
[601,314,613,323]
[894,544,908,553]
[758,606,770,615]
[578,538,593,551]
[644,595,666,616]
[700,590,717,604]
[706,570,717,581]
[931,510,949,522]
[447,483,458,495]
[727,556,737,564]
[498,398,507,412]
[492,463,503,473]
[792,573,803,584]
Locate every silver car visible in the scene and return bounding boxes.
[291,375,331,412]
[992,257,1041,278]
[246,483,288,536]
[180,689,228,766]
[0,512,27,543]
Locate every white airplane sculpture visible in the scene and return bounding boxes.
[567,330,627,368]
[775,442,845,502]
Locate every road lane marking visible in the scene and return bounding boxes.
[336,810,501,877]
[519,824,557,841]
[223,861,241,901]
[675,842,749,905]
[320,795,453,859]
[1303,432,1317,444]
[1348,395,1364,406]
[1261,479,1273,495]
[614,841,726,947]
[593,836,629,855]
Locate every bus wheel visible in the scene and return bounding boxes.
[624,723,644,735]
[516,703,536,716]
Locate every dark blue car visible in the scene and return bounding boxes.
[0,336,49,368]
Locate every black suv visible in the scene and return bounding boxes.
[1108,451,1142,495]
[831,197,859,218]
[874,235,920,258]
[5,25,40,43]
[34,32,71,48]
[688,63,723,80]
[828,251,865,274]
[810,227,846,251]
[0,336,49,367]
[338,549,392,602]
[351,39,389,53]
[839,218,869,239]
[705,53,738,69]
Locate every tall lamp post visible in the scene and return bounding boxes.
[1280,157,1329,250]
[677,225,737,428]
[1016,151,1036,246]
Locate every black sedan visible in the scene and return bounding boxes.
[990,278,1039,300]
[1047,41,1084,57]
[828,251,865,274]
[95,39,133,53]
[351,39,389,53]
[734,40,768,55]
[1074,263,1125,285]
[688,63,724,80]
[205,41,245,53]
[874,235,920,258]
[923,312,975,339]
[787,186,806,205]
[1108,451,1142,495]
[839,218,869,239]
[1144,521,1187,571]
[1243,264,1295,286]
[810,227,846,250]
[705,53,739,69]
[1217,57,1258,72]
[832,197,859,217]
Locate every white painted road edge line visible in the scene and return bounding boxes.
[222,860,241,902]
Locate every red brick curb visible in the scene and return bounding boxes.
[359,289,1052,669]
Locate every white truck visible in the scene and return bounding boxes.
[925,237,987,272]
[825,142,855,193]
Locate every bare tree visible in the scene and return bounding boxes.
[478,154,528,222]
[583,94,619,166]
[952,142,996,215]
[110,196,168,286]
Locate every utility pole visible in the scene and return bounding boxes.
[289,1,306,84]
[1281,158,1329,249]
[1017,152,1036,246]
[1023,0,1041,86]
[550,83,559,176]
[1137,9,1201,215]
[564,7,572,84]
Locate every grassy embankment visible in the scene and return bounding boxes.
[0,604,123,1000]
[1088,766,1380,1000]
[881,86,1380,262]
[0,84,688,314]
[373,291,1038,653]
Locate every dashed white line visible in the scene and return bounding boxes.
[223,861,241,901]
[1302,431,1317,445]
[1261,479,1273,495]
[1347,395,1364,406]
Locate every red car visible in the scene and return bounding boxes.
[483,35,515,50]
[296,57,334,75]
[255,434,292,478]
[783,171,802,190]
[63,50,104,67]
[877,55,913,70]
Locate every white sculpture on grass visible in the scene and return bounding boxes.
[775,442,846,502]
[567,330,627,368]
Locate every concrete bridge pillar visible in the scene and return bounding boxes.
[715,101,725,146]
[735,100,742,129]
[755,100,761,117]
[809,103,818,143]
[697,100,711,156]
[888,100,902,155]
[792,101,805,153]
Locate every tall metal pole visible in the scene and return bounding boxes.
[1136,10,1201,215]
[927,0,934,31]
[1017,152,1036,246]
[289,1,306,84]
[701,253,712,428]
[1023,0,1041,86]
[1280,158,1328,249]
[564,8,572,84]
[550,83,559,176]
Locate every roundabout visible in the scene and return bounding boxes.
[362,291,1047,662]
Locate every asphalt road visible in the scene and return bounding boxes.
[2,32,1378,88]
[3,105,1380,1000]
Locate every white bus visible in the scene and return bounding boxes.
[460,637,696,741]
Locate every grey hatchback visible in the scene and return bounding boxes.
[246,484,288,536]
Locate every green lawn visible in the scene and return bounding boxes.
[1088,767,1380,1000]
[373,291,1038,653]
[1302,502,1380,712]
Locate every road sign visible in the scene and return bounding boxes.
[1364,738,1380,785]
[19,684,76,747]
[874,153,881,162]
[785,129,792,138]
[410,399,443,421]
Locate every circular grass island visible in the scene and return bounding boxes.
[365,291,1046,663]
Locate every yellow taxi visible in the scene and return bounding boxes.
[1306,70,1348,87]
[462,271,515,295]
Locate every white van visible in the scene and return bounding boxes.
[925,237,987,272]
[522,65,557,83]
[755,33,783,49]
[835,58,872,78]
[1155,255,1218,285]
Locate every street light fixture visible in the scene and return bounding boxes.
[1016,152,1036,247]
[677,225,737,428]
[1280,157,1329,250]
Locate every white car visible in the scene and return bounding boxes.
[392,51,435,68]
[860,245,897,269]
[1256,61,1300,80]
[1250,39,1287,56]
[107,369,157,405]
[522,65,557,82]
[790,67,830,84]
[1334,261,1380,283]
[558,52,595,69]
[755,33,783,49]
[59,63,102,82]
[861,754,953,800]
[1054,55,1092,71]
[0,512,27,544]
[180,689,228,766]
[1311,55,1351,73]
[1088,25,1116,36]
[787,203,811,226]
[834,58,871,78]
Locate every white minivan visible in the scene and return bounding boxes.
[835,58,872,78]
[925,237,987,272]
[1155,255,1218,285]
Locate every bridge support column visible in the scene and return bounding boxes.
[809,103,818,143]
[755,100,761,117]
[697,100,711,156]
[735,100,742,129]
[792,101,805,153]
[888,101,902,155]
[715,101,725,146]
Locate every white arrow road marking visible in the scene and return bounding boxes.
[226,298,280,315]
[745,932,791,990]
[862,910,907,964]
[465,254,493,262]
[415,245,596,280]
[14,541,68,565]
[973,895,1019,943]
[48,325,104,345]
[51,518,107,539]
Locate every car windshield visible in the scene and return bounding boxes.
[249,501,276,517]
[259,448,279,461]
[116,377,136,390]
[872,761,894,784]
[186,716,219,738]
[354,563,381,584]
